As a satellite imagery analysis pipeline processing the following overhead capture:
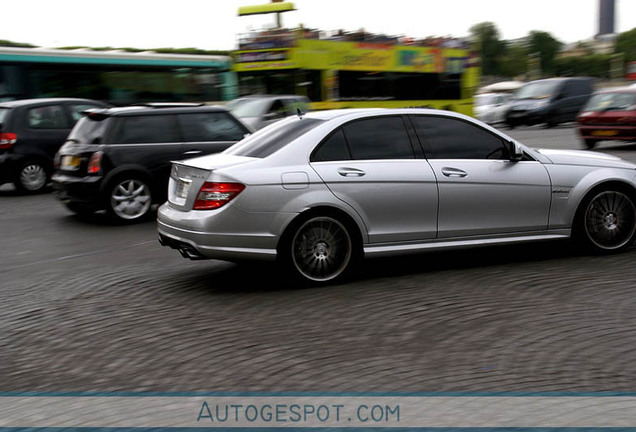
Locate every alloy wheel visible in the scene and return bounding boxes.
[19,163,47,192]
[110,179,152,221]
[291,216,352,283]
[584,190,636,250]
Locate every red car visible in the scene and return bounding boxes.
[576,87,636,149]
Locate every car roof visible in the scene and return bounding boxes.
[0,97,107,108]
[84,103,230,117]
[303,107,469,122]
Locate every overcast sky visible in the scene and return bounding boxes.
[3,0,636,50]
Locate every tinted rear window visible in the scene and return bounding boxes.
[68,116,113,144]
[225,118,324,158]
[112,115,180,144]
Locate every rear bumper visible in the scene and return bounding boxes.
[51,173,103,209]
[0,153,19,185]
[156,202,289,262]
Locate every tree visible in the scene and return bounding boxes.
[0,39,36,48]
[615,27,636,62]
[498,42,528,78]
[527,31,563,76]
[469,22,506,77]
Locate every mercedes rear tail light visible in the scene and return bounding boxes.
[193,182,245,210]
[0,132,17,149]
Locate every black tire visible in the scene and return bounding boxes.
[105,176,153,223]
[279,213,360,285]
[14,160,49,193]
[544,118,559,128]
[584,139,598,149]
[574,187,636,253]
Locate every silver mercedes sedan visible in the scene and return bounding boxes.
[158,108,636,284]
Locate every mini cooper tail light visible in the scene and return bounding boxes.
[87,151,103,174]
[193,182,245,210]
[0,132,17,149]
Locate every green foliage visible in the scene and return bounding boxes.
[0,39,36,48]
[527,31,563,75]
[469,22,507,76]
[555,54,612,78]
[498,42,529,77]
[615,27,636,62]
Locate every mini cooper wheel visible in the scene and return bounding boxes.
[16,161,48,193]
[289,216,353,284]
[107,177,152,223]
[581,189,636,252]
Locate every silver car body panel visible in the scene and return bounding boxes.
[311,159,438,242]
[157,108,636,262]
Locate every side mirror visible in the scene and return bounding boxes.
[509,140,523,162]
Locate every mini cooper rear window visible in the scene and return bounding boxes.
[67,116,112,144]
[226,117,324,158]
[0,108,10,125]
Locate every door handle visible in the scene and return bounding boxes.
[338,167,366,177]
[183,150,203,156]
[441,167,468,178]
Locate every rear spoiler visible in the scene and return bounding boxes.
[82,108,110,121]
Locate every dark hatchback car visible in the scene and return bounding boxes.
[51,104,251,223]
[505,77,594,128]
[0,98,109,192]
[576,87,636,148]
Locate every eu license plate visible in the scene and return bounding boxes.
[61,155,81,170]
[591,129,619,136]
[175,178,192,199]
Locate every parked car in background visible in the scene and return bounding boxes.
[52,103,251,223]
[158,108,636,285]
[505,77,594,128]
[576,86,636,149]
[0,98,109,192]
[227,95,312,130]
[474,92,511,125]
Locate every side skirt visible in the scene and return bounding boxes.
[364,230,571,258]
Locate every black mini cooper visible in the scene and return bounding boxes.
[52,103,251,223]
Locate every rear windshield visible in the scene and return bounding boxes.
[584,92,636,112]
[225,117,324,158]
[67,116,112,145]
[0,108,10,127]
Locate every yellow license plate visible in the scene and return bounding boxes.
[591,130,619,136]
[61,155,81,170]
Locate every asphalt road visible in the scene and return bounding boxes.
[2,124,636,392]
